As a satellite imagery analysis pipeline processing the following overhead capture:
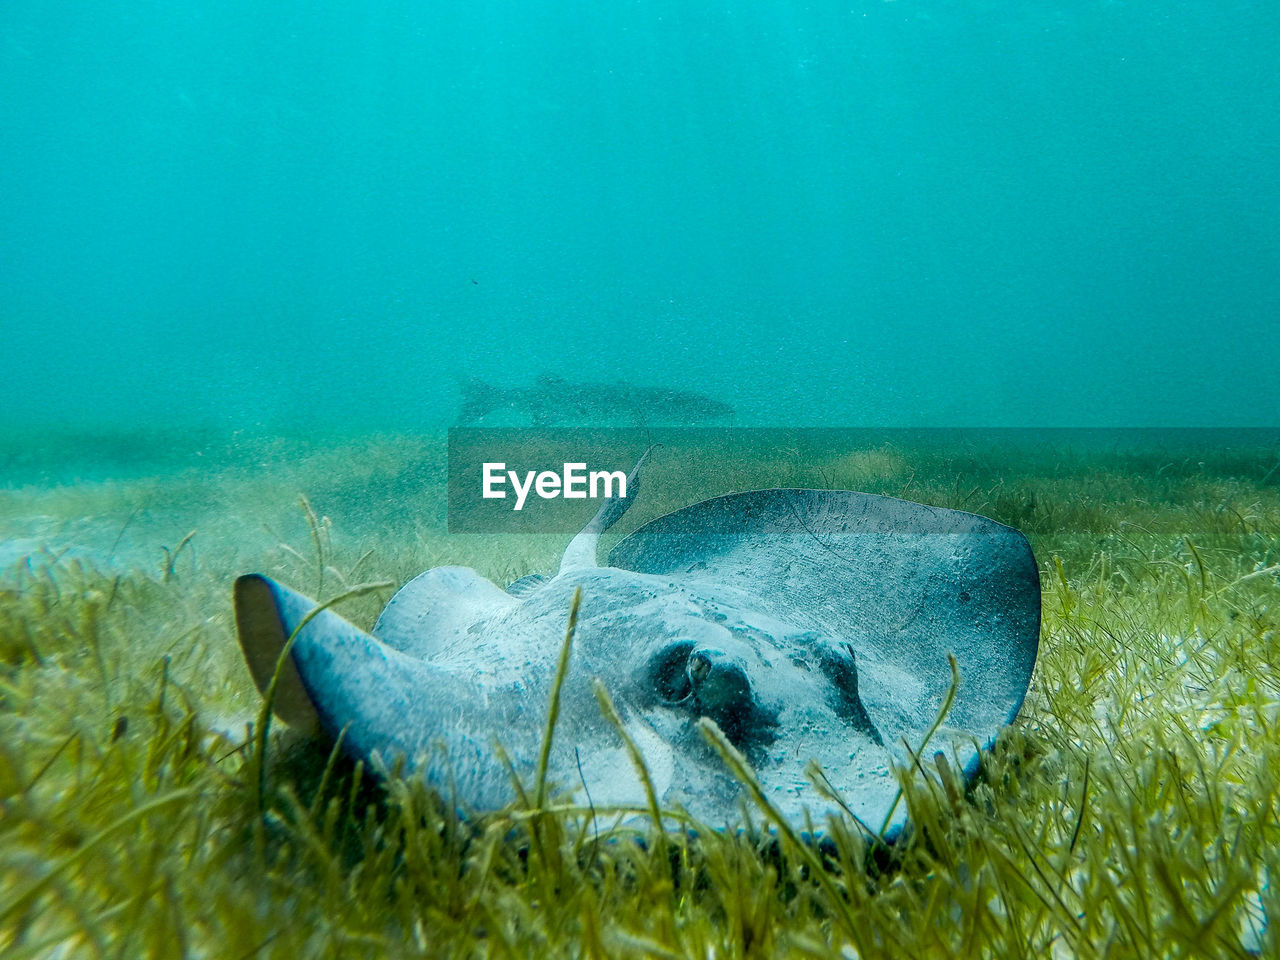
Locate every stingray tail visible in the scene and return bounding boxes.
[589,444,656,533]
[558,445,657,572]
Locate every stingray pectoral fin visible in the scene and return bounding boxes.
[233,574,323,735]
[235,574,525,810]
[609,488,1041,749]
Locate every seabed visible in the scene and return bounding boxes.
[1,428,1277,958]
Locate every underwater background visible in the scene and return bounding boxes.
[4,6,1280,955]
[2,0,1278,439]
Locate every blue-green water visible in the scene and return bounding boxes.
[2,1,1277,432]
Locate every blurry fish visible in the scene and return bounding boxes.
[457,375,735,427]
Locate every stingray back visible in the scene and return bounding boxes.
[609,489,1041,742]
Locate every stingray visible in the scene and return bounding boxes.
[234,455,1040,833]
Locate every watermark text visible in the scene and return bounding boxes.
[482,462,627,511]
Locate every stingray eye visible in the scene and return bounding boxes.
[818,643,885,747]
[650,640,695,703]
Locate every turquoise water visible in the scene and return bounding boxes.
[2,1,1277,432]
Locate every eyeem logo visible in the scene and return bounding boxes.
[482,462,627,511]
